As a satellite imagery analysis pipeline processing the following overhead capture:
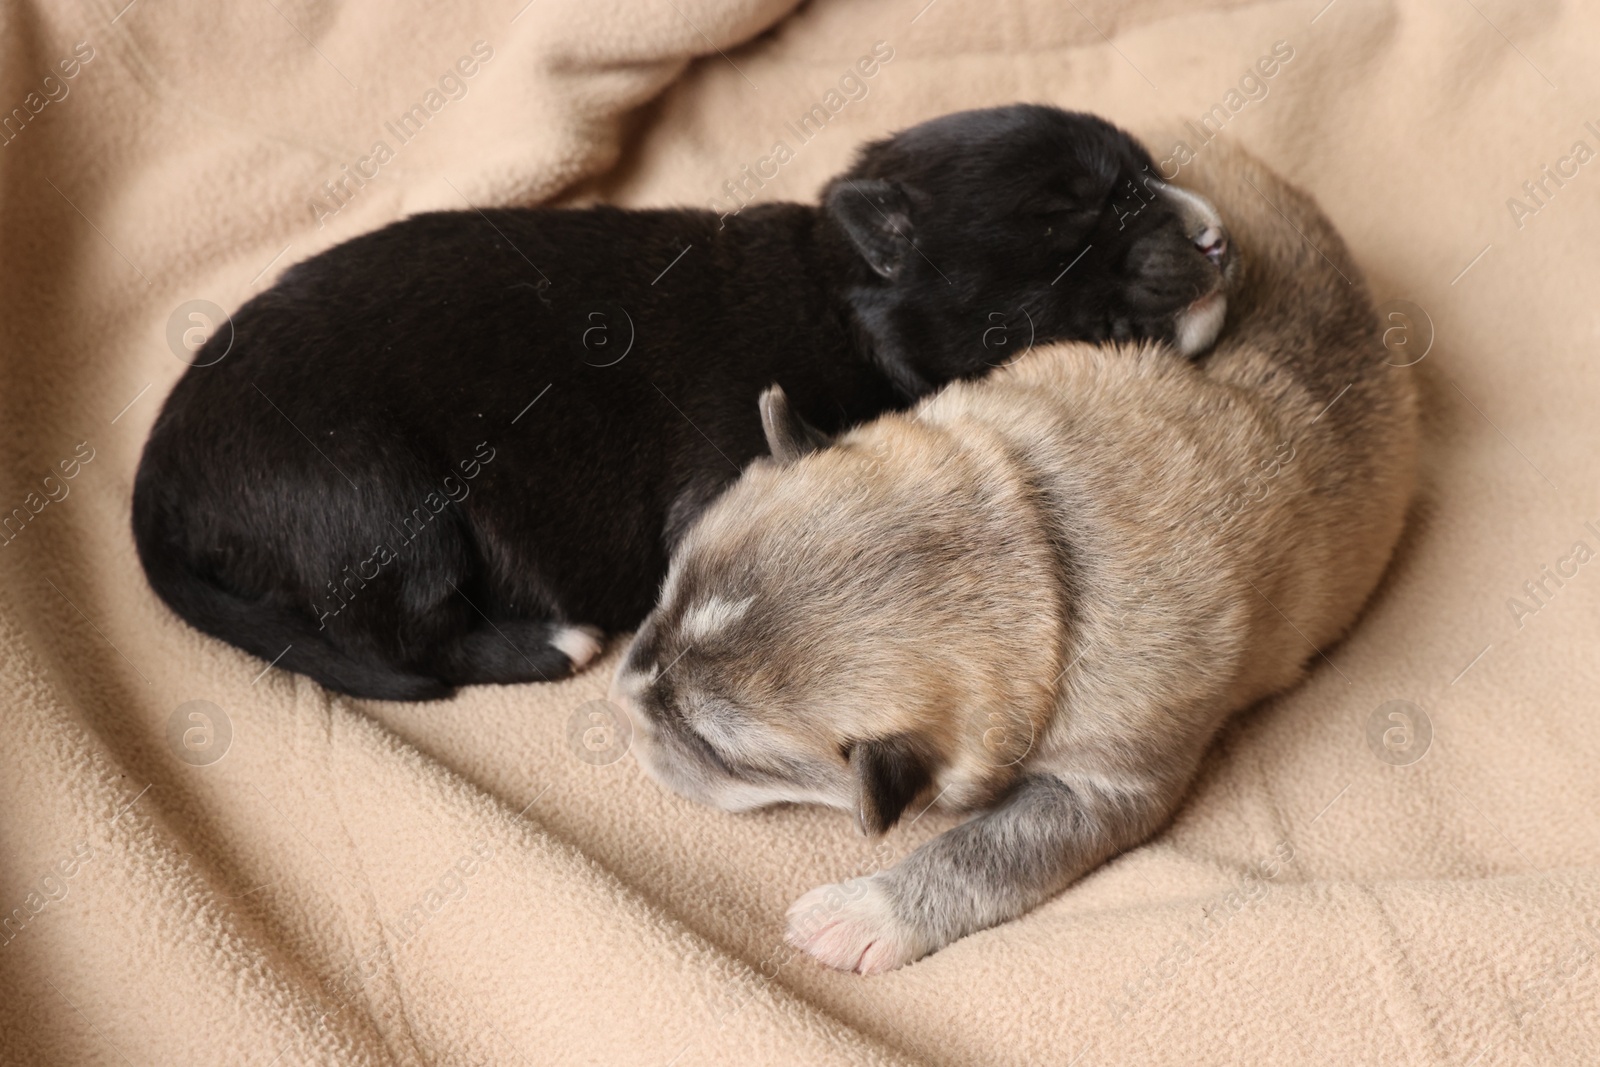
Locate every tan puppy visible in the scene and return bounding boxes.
[610,139,1418,973]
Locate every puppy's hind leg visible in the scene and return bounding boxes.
[435,620,605,687]
[786,773,1173,973]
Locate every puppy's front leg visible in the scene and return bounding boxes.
[786,774,1167,974]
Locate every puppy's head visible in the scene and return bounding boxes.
[611,388,1063,833]
[823,104,1231,394]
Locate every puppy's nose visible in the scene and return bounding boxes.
[1193,225,1228,266]
[1155,181,1228,263]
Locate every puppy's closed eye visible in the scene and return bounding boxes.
[1025,168,1116,214]
[1035,211,1100,236]
[685,696,754,762]
[683,695,808,781]
[1022,193,1102,222]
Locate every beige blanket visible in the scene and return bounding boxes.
[4,0,1598,1063]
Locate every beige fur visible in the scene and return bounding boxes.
[611,138,1418,973]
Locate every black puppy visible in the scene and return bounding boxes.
[133,104,1230,701]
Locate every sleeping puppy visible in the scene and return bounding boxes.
[132,104,1230,701]
[610,140,1419,972]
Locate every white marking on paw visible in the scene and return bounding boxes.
[679,595,753,642]
[1174,292,1227,357]
[785,877,928,974]
[551,625,603,669]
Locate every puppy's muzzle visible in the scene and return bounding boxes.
[1157,181,1230,269]
[1155,182,1231,357]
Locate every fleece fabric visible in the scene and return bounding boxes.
[1,0,1597,1063]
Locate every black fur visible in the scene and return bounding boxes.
[132,105,1222,700]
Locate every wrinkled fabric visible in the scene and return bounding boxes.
[1,0,1596,1064]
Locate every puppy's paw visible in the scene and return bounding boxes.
[785,877,929,974]
[550,625,604,671]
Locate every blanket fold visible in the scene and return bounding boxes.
[3,0,1597,1063]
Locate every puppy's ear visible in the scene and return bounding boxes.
[759,385,831,465]
[824,178,914,279]
[847,734,932,836]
